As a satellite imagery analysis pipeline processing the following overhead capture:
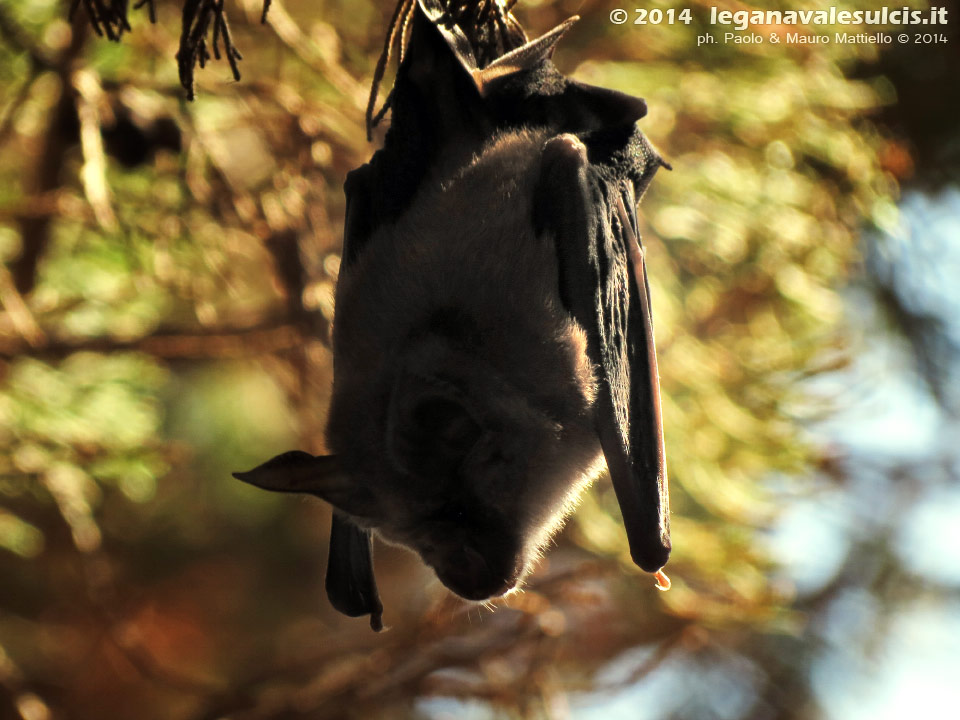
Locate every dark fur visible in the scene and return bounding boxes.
[327,129,603,600]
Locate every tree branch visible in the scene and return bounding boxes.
[0,5,54,70]
[8,14,89,297]
[0,315,315,361]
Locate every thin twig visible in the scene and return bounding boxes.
[215,2,243,81]
[73,68,118,230]
[70,0,135,41]
[365,0,528,139]
[365,0,413,140]
[0,71,39,148]
[399,0,416,63]
[0,266,46,348]
[0,5,53,69]
[133,0,157,24]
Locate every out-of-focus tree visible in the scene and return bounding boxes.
[0,1,953,719]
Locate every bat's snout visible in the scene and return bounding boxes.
[432,544,521,601]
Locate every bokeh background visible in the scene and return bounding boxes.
[1,1,958,718]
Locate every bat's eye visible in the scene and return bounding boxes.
[389,393,481,479]
[412,397,480,455]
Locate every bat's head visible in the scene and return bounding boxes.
[237,317,600,602]
[375,359,524,600]
[326,326,601,600]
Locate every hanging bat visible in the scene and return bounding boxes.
[234,0,670,631]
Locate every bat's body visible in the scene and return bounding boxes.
[328,129,603,600]
[235,0,671,630]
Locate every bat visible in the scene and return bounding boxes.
[234,0,671,631]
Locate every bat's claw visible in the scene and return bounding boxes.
[542,133,587,164]
[653,569,671,591]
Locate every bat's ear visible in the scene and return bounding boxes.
[234,453,384,630]
[233,451,377,519]
[471,17,579,95]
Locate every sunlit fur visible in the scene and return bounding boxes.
[325,128,607,600]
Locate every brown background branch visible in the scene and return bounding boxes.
[0,316,313,361]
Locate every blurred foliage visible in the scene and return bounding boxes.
[0,1,954,719]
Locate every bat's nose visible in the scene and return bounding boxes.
[435,545,518,601]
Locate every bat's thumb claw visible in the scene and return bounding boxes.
[542,133,587,163]
[653,569,671,591]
